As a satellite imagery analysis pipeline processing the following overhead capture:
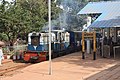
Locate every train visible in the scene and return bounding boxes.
[23,30,82,62]
[23,30,102,62]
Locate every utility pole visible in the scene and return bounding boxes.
[48,0,52,75]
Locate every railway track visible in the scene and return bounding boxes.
[2,60,12,64]
[0,62,31,76]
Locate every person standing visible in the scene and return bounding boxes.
[0,46,3,66]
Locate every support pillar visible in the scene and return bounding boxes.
[102,29,105,57]
[87,16,91,54]
[107,28,110,39]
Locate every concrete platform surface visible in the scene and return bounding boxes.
[1,52,120,80]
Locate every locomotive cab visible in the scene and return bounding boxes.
[28,33,42,51]
[24,32,47,62]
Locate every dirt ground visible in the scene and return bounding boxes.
[1,52,120,80]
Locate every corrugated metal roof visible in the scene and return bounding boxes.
[77,1,120,28]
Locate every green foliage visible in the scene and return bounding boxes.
[0,0,61,43]
[0,33,8,41]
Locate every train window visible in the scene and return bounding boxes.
[51,33,55,42]
[43,33,49,43]
[117,30,120,37]
[41,33,55,43]
[65,32,70,42]
[40,33,44,44]
[61,32,65,41]
[31,36,40,46]
[57,32,60,42]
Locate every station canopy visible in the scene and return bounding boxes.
[77,1,120,28]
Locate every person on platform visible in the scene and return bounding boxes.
[0,46,3,66]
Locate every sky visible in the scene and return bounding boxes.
[0,0,14,3]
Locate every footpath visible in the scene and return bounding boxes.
[1,52,120,80]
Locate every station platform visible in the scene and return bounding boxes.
[2,52,120,80]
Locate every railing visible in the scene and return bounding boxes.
[3,45,27,55]
[113,46,120,58]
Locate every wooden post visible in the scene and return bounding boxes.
[82,32,85,59]
[93,31,96,60]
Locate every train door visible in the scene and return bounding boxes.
[40,33,44,51]
[74,32,82,51]
[41,33,49,51]
[70,31,75,47]
[51,33,55,51]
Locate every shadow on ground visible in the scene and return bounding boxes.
[52,51,119,69]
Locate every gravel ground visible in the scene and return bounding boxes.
[0,59,31,77]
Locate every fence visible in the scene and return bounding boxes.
[2,45,27,59]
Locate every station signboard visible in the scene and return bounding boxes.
[84,32,94,39]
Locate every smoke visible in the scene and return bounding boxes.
[42,0,85,31]
[58,0,82,30]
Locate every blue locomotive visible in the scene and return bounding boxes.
[23,30,82,62]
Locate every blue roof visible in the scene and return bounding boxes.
[77,1,120,28]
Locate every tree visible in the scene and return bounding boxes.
[0,0,61,44]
